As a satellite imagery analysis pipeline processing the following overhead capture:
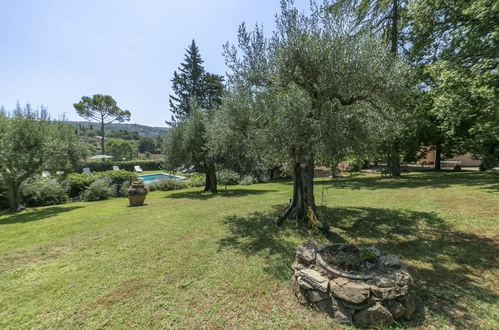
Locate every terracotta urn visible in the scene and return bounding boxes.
[127,179,148,206]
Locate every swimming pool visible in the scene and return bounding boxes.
[139,173,185,184]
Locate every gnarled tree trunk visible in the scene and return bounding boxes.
[203,163,217,193]
[276,160,319,229]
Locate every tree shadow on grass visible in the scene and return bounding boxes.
[218,205,305,281]
[219,205,498,328]
[0,205,83,225]
[311,171,499,193]
[166,188,278,200]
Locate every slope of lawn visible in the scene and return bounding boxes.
[0,171,497,329]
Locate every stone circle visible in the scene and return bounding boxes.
[291,241,417,328]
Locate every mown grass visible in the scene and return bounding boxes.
[0,171,497,329]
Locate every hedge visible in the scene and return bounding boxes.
[77,160,163,172]
[66,170,138,197]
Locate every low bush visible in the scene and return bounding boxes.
[20,177,69,207]
[239,175,256,185]
[94,170,138,186]
[117,181,131,197]
[217,170,240,186]
[84,178,115,201]
[256,173,270,183]
[66,173,93,198]
[186,172,205,187]
[147,179,189,191]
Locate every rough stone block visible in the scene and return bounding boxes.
[296,240,317,264]
[385,300,405,319]
[292,276,309,305]
[330,277,370,304]
[380,254,401,268]
[298,269,328,292]
[353,302,394,328]
[331,296,354,323]
[308,289,330,302]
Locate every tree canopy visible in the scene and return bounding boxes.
[408,0,499,168]
[73,94,131,156]
[0,104,85,210]
[165,40,225,192]
[210,0,413,229]
[106,139,136,161]
[168,40,225,123]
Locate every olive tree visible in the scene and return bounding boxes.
[163,101,218,192]
[210,0,412,229]
[0,104,85,211]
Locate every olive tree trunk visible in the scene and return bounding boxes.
[276,160,320,229]
[203,163,218,193]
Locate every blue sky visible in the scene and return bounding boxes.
[0,0,310,126]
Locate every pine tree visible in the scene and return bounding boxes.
[203,73,225,112]
[169,40,206,122]
[168,40,224,123]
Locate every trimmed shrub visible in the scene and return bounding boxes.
[239,175,256,185]
[147,179,189,191]
[77,160,163,172]
[217,170,240,186]
[20,177,69,207]
[66,173,93,198]
[84,178,115,201]
[94,170,138,186]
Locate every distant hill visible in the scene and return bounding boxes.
[68,121,169,138]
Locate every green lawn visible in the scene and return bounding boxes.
[1,172,497,329]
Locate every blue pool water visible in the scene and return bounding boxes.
[139,173,185,184]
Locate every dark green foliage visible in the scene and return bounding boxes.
[359,247,377,262]
[105,139,136,160]
[106,130,140,140]
[407,0,498,168]
[168,39,224,122]
[20,177,69,207]
[66,173,93,198]
[147,179,189,192]
[137,136,158,153]
[0,176,10,210]
[93,170,138,186]
[77,160,162,172]
[84,178,115,201]
[73,94,131,155]
[0,104,86,210]
[217,170,240,186]
[117,181,131,197]
[169,40,205,121]
[186,173,205,187]
[66,170,137,198]
[163,106,218,193]
[239,175,256,185]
